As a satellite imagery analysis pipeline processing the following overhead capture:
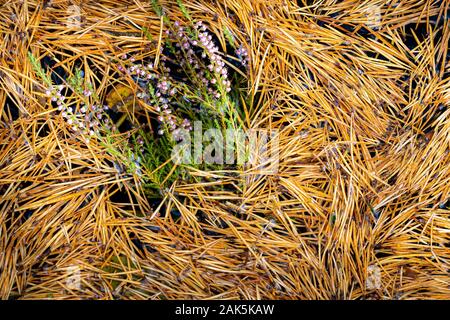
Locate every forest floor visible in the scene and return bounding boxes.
[0,0,449,299]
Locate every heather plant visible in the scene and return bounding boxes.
[28,11,251,198]
[28,53,143,180]
[114,15,251,195]
[118,19,248,133]
[28,52,112,145]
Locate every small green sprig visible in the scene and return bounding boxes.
[67,68,85,95]
[151,0,163,17]
[28,52,52,87]
[224,27,236,49]
[176,0,191,21]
